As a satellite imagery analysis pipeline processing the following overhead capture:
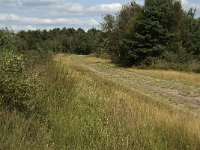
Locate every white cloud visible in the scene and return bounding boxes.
[88,18,99,26]
[0,13,99,26]
[56,2,84,12]
[182,0,200,9]
[24,25,37,30]
[34,17,78,25]
[0,0,123,13]
[0,0,23,7]
[181,0,200,16]
[89,3,123,12]
[0,0,64,7]
[182,0,188,5]
[21,17,98,26]
[7,25,36,31]
[0,1,123,30]
[0,13,19,21]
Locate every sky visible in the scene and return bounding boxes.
[0,0,200,31]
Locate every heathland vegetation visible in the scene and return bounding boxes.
[0,0,200,149]
[15,0,200,72]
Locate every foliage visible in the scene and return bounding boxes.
[0,29,16,50]
[0,50,37,113]
[2,0,197,72]
[181,11,200,60]
[17,27,103,55]
[0,30,41,114]
[100,0,200,70]
[0,26,200,149]
[2,54,200,149]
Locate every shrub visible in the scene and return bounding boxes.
[0,49,39,114]
[0,29,16,50]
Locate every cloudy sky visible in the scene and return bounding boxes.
[0,0,199,31]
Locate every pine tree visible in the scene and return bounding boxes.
[118,0,181,66]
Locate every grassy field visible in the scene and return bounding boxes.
[1,54,200,149]
[85,55,200,87]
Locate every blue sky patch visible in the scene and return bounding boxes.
[0,0,199,31]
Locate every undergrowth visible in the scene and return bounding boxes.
[0,54,200,150]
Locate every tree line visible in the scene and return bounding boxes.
[17,27,103,55]
[1,0,200,72]
[101,0,200,71]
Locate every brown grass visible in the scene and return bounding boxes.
[54,54,200,149]
[128,68,200,87]
[2,54,199,149]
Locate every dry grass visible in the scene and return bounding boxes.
[127,68,200,87]
[54,54,200,149]
[73,54,200,87]
[1,54,200,149]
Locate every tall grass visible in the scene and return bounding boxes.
[83,55,200,87]
[0,111,52,150]
[1,55,200,149]
[128,68,200,87]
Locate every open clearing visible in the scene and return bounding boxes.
[55,54,200,114]
[2,53,200,150]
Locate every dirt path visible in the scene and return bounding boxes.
[56,54,200,113]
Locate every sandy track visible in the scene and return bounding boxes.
[89,63,200,108]
[56,54,200,113]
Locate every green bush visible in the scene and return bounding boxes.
[0,49,39,113]
[0,29,16,50]
[0,50,25,73]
